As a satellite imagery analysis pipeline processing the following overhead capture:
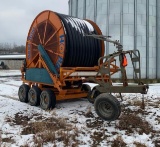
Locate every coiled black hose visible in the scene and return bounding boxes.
[57,13,101,67]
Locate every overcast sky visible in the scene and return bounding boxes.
[0,0,68,46]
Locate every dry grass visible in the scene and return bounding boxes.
[134,142,147,147]
[2,112,80,146]
[111,136,126,147]
[1,103,159,147]
[155,116,160,124]
[133,100,143,107]
[116,113,153,135]
[2,138,14,143]
[12,113,32,126]
[90,130,106,146]
[154,139,160,147]
[0,129,2,144]
[127,100,142,107]
[127,99,146,110]
[86,118,103,128]
[147,101,160,108]
[20,116,79,146]
[121,104,145,116]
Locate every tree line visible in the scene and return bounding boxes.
[0,43,25,54]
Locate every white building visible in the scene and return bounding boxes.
[69,0,160,79]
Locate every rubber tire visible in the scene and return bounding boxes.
[18,84,30,103]
[40,90,56,110]
[94,93,121,121]
[88,86,100,104]
[28,86,41,106]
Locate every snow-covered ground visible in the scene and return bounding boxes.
[0,70,159,147]
[0,70,21,77]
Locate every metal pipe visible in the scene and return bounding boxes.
[156,0,160,78]
[146,0,149,79]
[69,0,72,15]
[94,0,97,23]
[134,0,137,50]
[83,0,86,19]
[76,0,78,17]
[68,0,70,15]
[106,0,110,55]
[133,0,137,79]
[120,0,123,46]
[120,0,123,79]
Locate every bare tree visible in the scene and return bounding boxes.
[0,43,25,54]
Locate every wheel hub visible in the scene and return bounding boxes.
[98,101,113,117]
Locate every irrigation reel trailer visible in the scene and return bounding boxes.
[18,10,148,121]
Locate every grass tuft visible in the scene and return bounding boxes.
[20,115,79,146]
[134,142,147,147]
[116,113,153,135]
[111,136,126,147]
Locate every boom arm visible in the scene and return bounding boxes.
[85,34,123,51]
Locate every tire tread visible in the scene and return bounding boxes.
[94,93,121,121]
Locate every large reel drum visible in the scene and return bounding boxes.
[26,10,104,71]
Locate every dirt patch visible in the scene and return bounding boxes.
[19,114,80,146]
[13,112,32,126]
[154,140,160,147]
[90,130,106,146]
[134,142,147,147]
[86,118,104,128]
[2,137,15,144]
[111,136,127,147]
[116,112,153,135]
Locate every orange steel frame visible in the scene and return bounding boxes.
[23,10,109,100]
[21,53,119,101]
